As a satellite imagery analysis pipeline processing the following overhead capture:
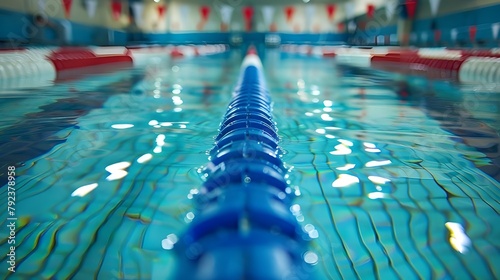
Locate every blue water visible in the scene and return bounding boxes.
[0,49,499,279]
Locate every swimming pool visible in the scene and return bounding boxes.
[0,47,499,279]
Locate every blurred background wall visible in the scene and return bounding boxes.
[0,0,498,47]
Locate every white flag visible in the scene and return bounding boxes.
[180,5,190,28]
[385,0,398,21]
[492,23,500,40]
[410,33,417,42]
[451,28,458,41]
[261,6,275,27]
[60,20,72,43]
[344,2,355,19]
[85,0,97,18]
[131,2,144,27]
[429,0,440,17]
[421,32,428,42]
[37,0,46,12]
[348,20,356,33]
[219,5,233,25]
[305,5,315,32]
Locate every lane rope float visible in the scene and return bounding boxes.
[174,47,312,280]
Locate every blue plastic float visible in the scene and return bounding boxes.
[174,48,310,279]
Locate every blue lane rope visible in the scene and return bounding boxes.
[174,51,310,280]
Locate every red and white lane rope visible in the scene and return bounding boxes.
[282,45,500,83]
[0,44,228,88]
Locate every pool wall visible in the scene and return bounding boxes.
[0,8,127,47]
[133,32,347,46]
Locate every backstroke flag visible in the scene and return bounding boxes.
[385,0,397,21]
[344,2,355,19]
[38,0,46,12]
[261,6,275,29]
[326,4,335,20]
[180,4,190,29]
[220,5,233,25]
[429,0,440,17]
[62,0,72,18]
[492,23,500,40]
[85,0,97,18]
[131,2,144,27]
[305,5,315,32]
[451,28,458,41]
[111,0,122,21]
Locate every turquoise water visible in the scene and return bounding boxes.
[1,49,499,279]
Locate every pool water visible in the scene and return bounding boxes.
[1,49,499,279]
[267,51,500,279]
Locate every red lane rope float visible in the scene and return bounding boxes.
[371,50,466,72]
[170,47,184,57]
[288,45,500,82]
[46,47,132,73]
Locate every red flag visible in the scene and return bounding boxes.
[337,22,345,32]
[284,6,294,22]
[111,0,121,21]
[243,6,254,31]
[158,5,166,18]
[405,0,417,18]
[367,4,375,19]
[469,25,477,41]
[358,21,367,30]
[326,4,336,20]
[220,23,228,32]
[200,6,210,22]
[270,23,277,32]
[434,30,441,41]
[62,0,72,18]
